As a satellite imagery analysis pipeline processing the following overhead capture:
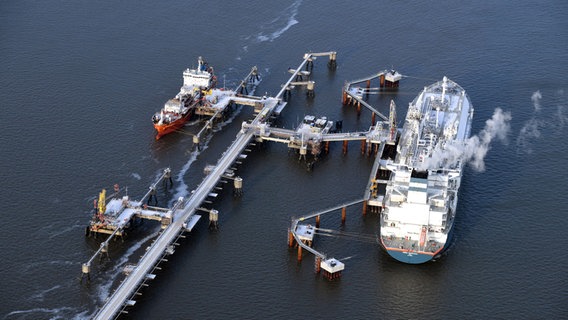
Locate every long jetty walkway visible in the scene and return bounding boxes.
[91,52,337,320]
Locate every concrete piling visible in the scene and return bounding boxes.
[208,209,219,230]
[233,176,243,196]
[81,263,91,282]
[328,52,337,69]
[306,81,315,97]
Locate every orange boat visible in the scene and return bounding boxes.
[152,56,217,139]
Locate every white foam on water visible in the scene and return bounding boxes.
[71,310,90,320]
[95,230,160,304]
[49,222,84,239]
[255,0,302,43]
[5,307,76,320]
[29,285,62,302]
[169,80,259,207]
[130,172,141,180]
[185,119,201,127]
[21,258,79,274]
[170,148,204,207]
[79,56,263,317]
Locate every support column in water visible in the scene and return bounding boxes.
[233,176,243,196]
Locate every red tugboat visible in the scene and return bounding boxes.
[152,56,217,139]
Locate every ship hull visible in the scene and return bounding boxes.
[384,249,435,264]
[379,222,454,264]
[154,110,192,139]
[378,77,471,264]
[153,56,215,140]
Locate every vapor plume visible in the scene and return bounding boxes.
[516,90,544,153]
[418,108,512,172]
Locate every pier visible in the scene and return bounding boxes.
[342,69,402,119]
[85,50,404,317]
[288,199,365,280]
[88,52,338,319]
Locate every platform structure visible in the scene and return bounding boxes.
[342,69,403,120]
[289,198,364,280]
[191,66,263,147]
[90,51,338,320]
[242,100,397,160]
[86,168,176,238]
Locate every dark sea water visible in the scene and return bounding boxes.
[1,1,567,319]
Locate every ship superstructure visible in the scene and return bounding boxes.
[380,77,474,264]
[152,56,217,139]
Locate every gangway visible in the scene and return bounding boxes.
[344,90,389,121]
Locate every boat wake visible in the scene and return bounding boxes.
[19,229,162,319]
[169,77,259,206]
[185,119,202,127]
[4,306,79,320]
[95,230,160,305]
[253,0,302,43]
[169,148,204,207]
[169,104,246,207]
[30,220,84,240]
[28,286,64,305]
[21,258,78,274]
[51,223,85,239]
[74,54,262,318]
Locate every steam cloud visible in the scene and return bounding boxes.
[531,90,542,112]
[464,108,512,171]
[516,90,544,154]
[419,108,512,172]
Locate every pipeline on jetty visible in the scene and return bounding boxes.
[285,69,404,280]
[88,51,338,320]
[85,50,406,317]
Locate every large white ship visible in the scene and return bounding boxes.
[379,77,474,264]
